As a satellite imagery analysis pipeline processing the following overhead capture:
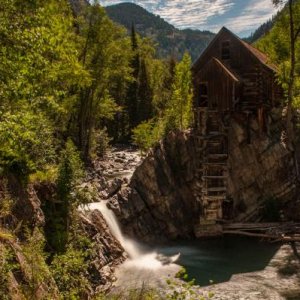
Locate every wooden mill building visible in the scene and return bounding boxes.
[192,27,283,236]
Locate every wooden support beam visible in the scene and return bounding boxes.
[223,230,300,242]
[205,187,227,192]
[223,223,283,230]
[202,175,228,179]
[203,196,226,201]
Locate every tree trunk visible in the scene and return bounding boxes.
[285,0,300,180]
[286,0,295,151]
[78,88,93,163]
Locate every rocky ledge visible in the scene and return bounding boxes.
[202,243,300,300]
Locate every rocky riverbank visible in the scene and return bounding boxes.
[202,243,300,300]
[0,146,142,298]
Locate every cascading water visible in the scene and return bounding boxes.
[86,201,180,270]
[88,202,142,259]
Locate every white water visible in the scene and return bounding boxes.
[86,201,180,270]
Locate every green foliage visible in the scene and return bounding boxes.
[164,53,193,132]
[166,268,214,300]
[132,121,157,153]
[21,228,54,299]
[29,165,58,184]
[0,182,13,227]
[0,111,56,183]
[0,243,15,300]
[91,127,111,158]
[57,140,84,203]
[50,247,90,299]
[0,0,88,183]
[105,2,215,61]
[125,24,141,134]
[132,53,193,153]
[44,140,84,254]
[256,1,300,106]
[49,223,93,299]
[138,59,153,123]
[75,3,132,159]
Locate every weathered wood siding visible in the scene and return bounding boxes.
[194,59,239,111]
[193,29,283,112]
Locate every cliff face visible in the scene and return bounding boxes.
[108,130,199,241]
[109,108,299,241]
[0,179,126,298]
[227,108,297,221]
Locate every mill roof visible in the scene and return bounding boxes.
[192,27,278,73]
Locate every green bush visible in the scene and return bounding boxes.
[132,121,156,153]
[92,127,111,158]
[50,247,90,299]
[0,244,15,300]
[44,139,84,254]
[0,111,56,184]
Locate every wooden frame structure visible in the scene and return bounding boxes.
[192,27,283,237]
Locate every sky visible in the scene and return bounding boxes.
[99,0,281,37]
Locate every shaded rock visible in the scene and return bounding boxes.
[111,108,298,242]
[79,210,126,293]
[106,178,123,198]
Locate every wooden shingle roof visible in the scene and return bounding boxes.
[192,27,278,73]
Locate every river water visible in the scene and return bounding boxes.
[157,236,280,286]
[87,201,279,290]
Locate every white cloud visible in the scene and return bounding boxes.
[221,0,281,35]
[99,0,281,36]
[100,0,234,27]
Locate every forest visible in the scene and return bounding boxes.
[0,0,300,299]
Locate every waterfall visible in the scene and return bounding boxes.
[89,202,140,259]
[86,201,180,269]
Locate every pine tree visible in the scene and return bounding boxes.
[126,24,140,135]
[137,59,153,123]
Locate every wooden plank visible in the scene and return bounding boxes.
[223,230,300,242]
[205,187,227,192]
[203,196,226,201]
[223,222,281,229]
[202,175,228,179]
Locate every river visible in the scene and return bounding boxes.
[157,236,280,286]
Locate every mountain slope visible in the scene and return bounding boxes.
[105,2,215,61]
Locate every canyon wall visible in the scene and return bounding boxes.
[109,108,299,241]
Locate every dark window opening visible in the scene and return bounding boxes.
[221,41,230,60]
[198,83,208,107]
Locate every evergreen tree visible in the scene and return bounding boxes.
[126,24,141,135]
[137,59,153,123]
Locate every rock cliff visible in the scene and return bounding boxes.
[0,178,126,298]
[109,108,299,241]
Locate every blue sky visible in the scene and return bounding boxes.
[99,0,281,37]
